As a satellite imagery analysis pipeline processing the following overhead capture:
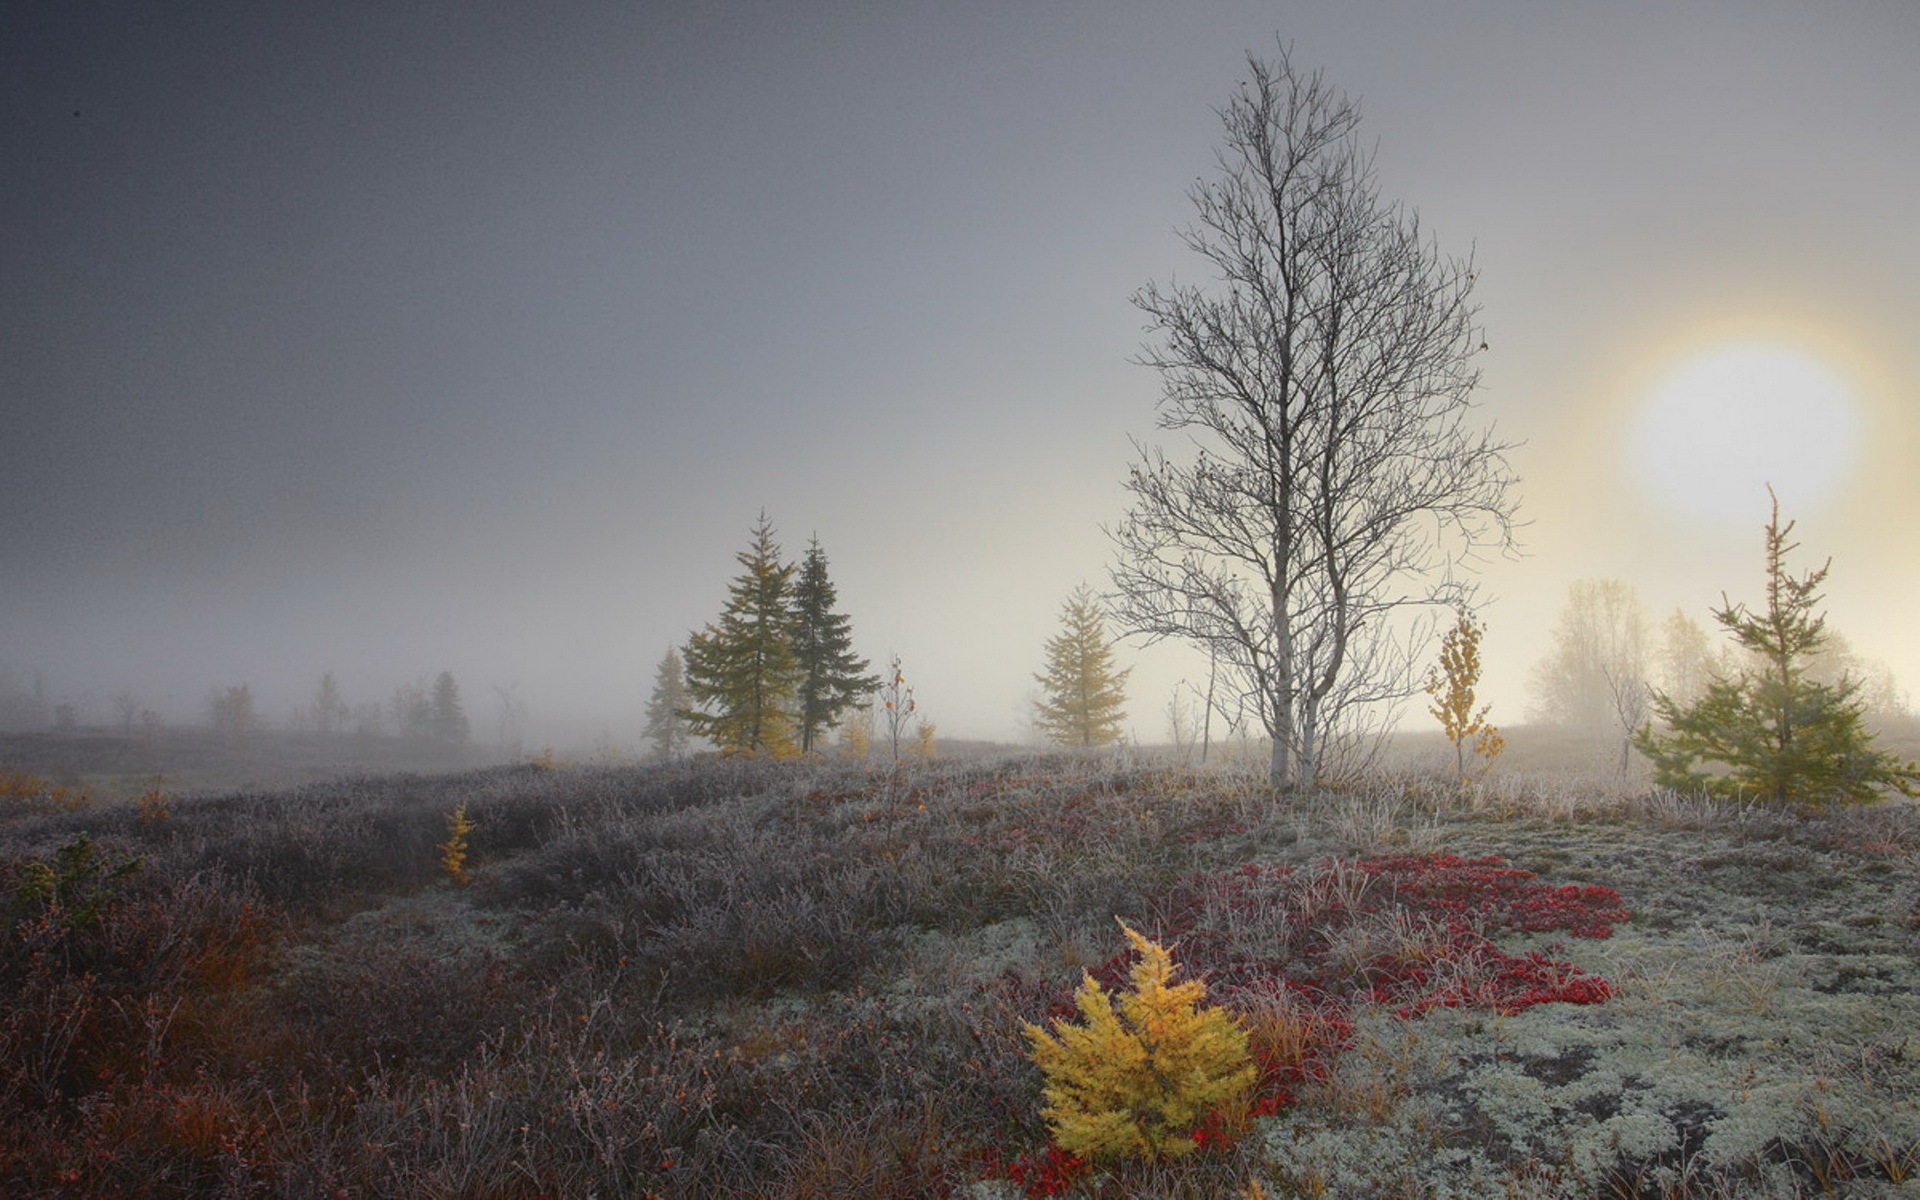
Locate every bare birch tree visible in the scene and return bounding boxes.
[1109,48,1518,790]
[1529,578,1649,734]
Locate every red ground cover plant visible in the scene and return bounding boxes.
[991,852,1629,1195]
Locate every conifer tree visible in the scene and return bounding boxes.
[1635,489,1919,806]
[682,515,801,755]
[1023,923,1254,1161]
[1033,585,1132,747]
[790,537,878,754]
[642,647,692,760]
[430,671,470,746]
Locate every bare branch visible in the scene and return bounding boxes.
[1108,48,1519,790]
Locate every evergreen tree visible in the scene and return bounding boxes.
[790,537,877,754]
[1034,585,1132,747]
[430,671,470,746]
[1635,490,1919,806]
[642,647,692,760]
[1022,923,1254,1161]
[682,515,801,755]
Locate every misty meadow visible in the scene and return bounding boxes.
[10,4,1920,1198]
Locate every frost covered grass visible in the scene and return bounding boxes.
[0,755,1915,1196]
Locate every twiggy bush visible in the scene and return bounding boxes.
[1023,922,1254,1161]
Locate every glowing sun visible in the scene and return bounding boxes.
[1631,341,1862,526]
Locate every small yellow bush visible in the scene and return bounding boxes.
[1022,922,1254,1161]
[441,803,474,885]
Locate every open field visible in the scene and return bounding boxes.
[2,752,1918,1197]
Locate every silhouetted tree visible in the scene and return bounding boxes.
[1530,580,1649,732]
[209,683,258,743]
[1530,579,1651,773]
[790,537,877,754]
[682,515,801,755]
[643,648,692,760]
[1033,585,1132,748]
[310,673,349,736]
[1110,47,1517,790]
[430,671,470,746]
[111,691,140,735]
[1807,630,1910,718]
[1636,490,1919,806]
[1657,608,1717,712]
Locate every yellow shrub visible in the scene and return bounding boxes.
[441,803,474,885]
[1022,922,1254,1161]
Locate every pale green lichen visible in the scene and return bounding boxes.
[1242,801,1920,1197]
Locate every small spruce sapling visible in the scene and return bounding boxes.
[1634,488,1919,806]
[1022,922,1255,1161]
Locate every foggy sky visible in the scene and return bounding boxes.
[6,1,1918,745]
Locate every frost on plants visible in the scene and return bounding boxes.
[1022,922,1255,1161]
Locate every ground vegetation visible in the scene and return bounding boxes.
[0,748,1915,1196]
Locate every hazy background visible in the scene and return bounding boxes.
[6,1,1917,748]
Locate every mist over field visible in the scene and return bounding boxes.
[5,1,1918,754]
[8,9,1920,1193]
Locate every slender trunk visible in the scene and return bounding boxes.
[1271,592,1294,791]
[1200,647,1216,765]
[1295,694,1318,791]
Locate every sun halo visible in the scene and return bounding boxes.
[1629,340,1863,528]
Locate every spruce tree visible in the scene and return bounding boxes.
[429,671,470,746]
[642,647,692,760]
[1635,489,1919,806]
[682,515,801,755]
[1034,585,1132,747]
[790,537,877,754]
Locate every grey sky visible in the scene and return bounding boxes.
[6,1,1917,743]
